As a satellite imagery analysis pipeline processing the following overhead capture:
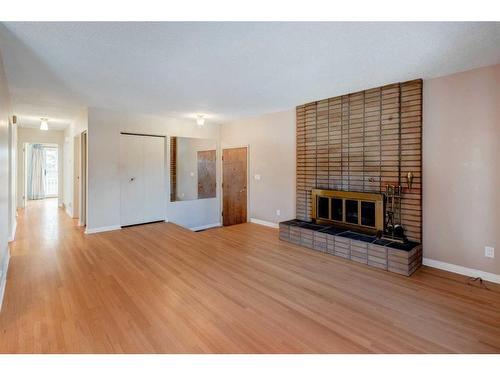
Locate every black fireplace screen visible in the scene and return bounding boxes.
[312,189,383,233]
[361,201,376,227]
[318,197,329,219]
[345,200,359,224]
[331,198,343,221]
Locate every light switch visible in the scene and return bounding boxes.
[254,174,261,181]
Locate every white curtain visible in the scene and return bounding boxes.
[27,144,46,200]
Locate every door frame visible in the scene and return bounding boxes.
[79,131,88,227]
[22,142,28,208]
[22,142,59,205]
[72,134,81,219]
[42,145,59,198]
[220,145,250,226]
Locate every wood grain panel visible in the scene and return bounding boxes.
[223,147,247,226]
[295,79,422,241]
[304,102,317,220]
[170,136,177,201]
[197,150,216,199]
[296,105,307,221]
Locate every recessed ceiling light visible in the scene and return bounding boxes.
[40,118,49,131]
[196,114,205,127]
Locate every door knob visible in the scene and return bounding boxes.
[130,177,135,182]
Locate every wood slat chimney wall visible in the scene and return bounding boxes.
[296,79,422,242]
[170,136,177,202]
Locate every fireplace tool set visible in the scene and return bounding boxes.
[384,184,406,242]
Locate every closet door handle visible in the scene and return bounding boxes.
[130,177,135,182]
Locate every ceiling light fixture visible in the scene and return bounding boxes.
[196,114,205,127]
[40,118,49,131]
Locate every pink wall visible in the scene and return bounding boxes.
[423,64,500,275]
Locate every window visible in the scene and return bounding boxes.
[44,147,58,197]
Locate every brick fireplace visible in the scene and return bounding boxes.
[296,79,422,242]
[279,79,423,276]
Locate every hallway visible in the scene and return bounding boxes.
[1,199,500,353]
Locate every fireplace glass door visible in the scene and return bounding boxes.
[312,189,384,233]
[361,201,376,227]
[345,200,359,224]
[317,196,329,220]
[331,198,343,221]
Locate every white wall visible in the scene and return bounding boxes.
[8,118,17,241]
[16,127,64,208]
[423,64,500,276]
[63,109,88,217]
[176,137,217,201]
[0,49,13,309]
[221,110,296,225]
[87,107,221,232]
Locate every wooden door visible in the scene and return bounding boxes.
[197,150,216,199]
[222,147,247,226]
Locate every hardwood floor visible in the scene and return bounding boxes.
[1,199,499,353]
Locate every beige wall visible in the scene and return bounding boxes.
[423,64,500,275]
[221,110,296,225]
[17,127,65,208]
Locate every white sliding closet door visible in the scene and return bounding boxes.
[120,134,165,226]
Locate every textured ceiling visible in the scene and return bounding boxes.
[1,22,500,128]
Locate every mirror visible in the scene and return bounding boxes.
[170,136,217,202]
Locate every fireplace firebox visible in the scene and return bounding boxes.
[311,189,384,235]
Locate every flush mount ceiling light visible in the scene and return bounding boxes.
[40,118,49,131]
[196,114,205,127]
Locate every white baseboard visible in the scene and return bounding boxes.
[85,225,121,234]
[65,206,73,219]
[250,218,279,229]
[8,220,16,242]
[0,247,10,312]
[190,223,221,231]
[423,257,500,284]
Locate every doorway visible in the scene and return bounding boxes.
[71,131,87,226]
[222,147,248,226]
[24,143,59,202]
[80,131,87,226]
[72,134,81,219]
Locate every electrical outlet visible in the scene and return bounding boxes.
[485,246,495,258]
[276,209,281,216]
